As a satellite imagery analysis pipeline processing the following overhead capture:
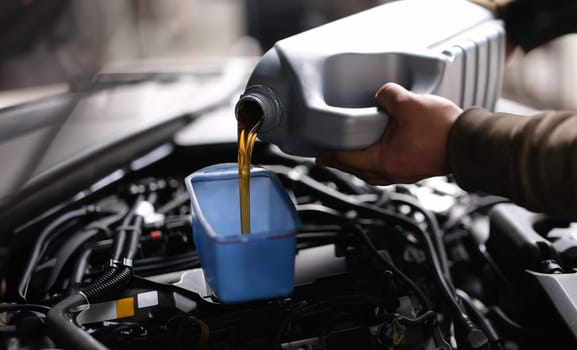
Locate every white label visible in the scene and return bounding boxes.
[137,291,159,308]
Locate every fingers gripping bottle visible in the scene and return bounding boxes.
[235,0,505,157]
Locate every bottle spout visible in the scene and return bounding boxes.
[235,95,264,129]
[235,85,281,132]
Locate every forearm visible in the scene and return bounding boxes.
[449,108,577,220]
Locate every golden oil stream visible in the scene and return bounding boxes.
[237,114,263,234]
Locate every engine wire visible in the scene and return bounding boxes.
[388,192,452,285]
[15,154,499,349]
[269,164,487,347]
[352,224,431,310]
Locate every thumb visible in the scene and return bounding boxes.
[375,82,412,115]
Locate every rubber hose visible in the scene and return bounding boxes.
[81,267,131,301]
[46,293,108,350]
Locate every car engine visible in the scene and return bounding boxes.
[1,133,577,350]
[0,59,575,349]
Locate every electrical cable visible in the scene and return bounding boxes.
[389,192,452,284]
[270,164,488,349]
[478,246,512,290]
[485,306,533,337]
[456,289,504,350]
[352,225,431,310]
[30,159,497,348]
[389,218,488,349]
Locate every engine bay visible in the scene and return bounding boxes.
[2,135,577,350]
[1,0,577,348]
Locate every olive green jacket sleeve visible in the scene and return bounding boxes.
[448,108,577,220]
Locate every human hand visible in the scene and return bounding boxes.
[315,83,462,185]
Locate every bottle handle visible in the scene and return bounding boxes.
[296,52,448,151]
[300,100,389,150]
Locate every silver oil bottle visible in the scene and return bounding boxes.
[236,0,505,156]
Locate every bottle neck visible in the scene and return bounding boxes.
[235,85,281,132]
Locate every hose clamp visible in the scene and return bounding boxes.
[122,258,133,267]
[108,259,121,268]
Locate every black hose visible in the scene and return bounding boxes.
[47,197,152,350]
[47,265,132,350]
[85,267,132,301]
[111,194,149,262]
[0,303,51,313]
[70,246,93,288]
[133,253,200,276]
[70,240,112,289]
[123,215,144,260]
[485,306,533,337]
[44,206,128,293]
[43,228,100,293]
[18,206,98,301]
[111,215,131,262]
[46,293,109,350]
[110,229,126,262]
[73,196,149,288]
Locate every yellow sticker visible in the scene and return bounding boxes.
[116,297,135,319]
